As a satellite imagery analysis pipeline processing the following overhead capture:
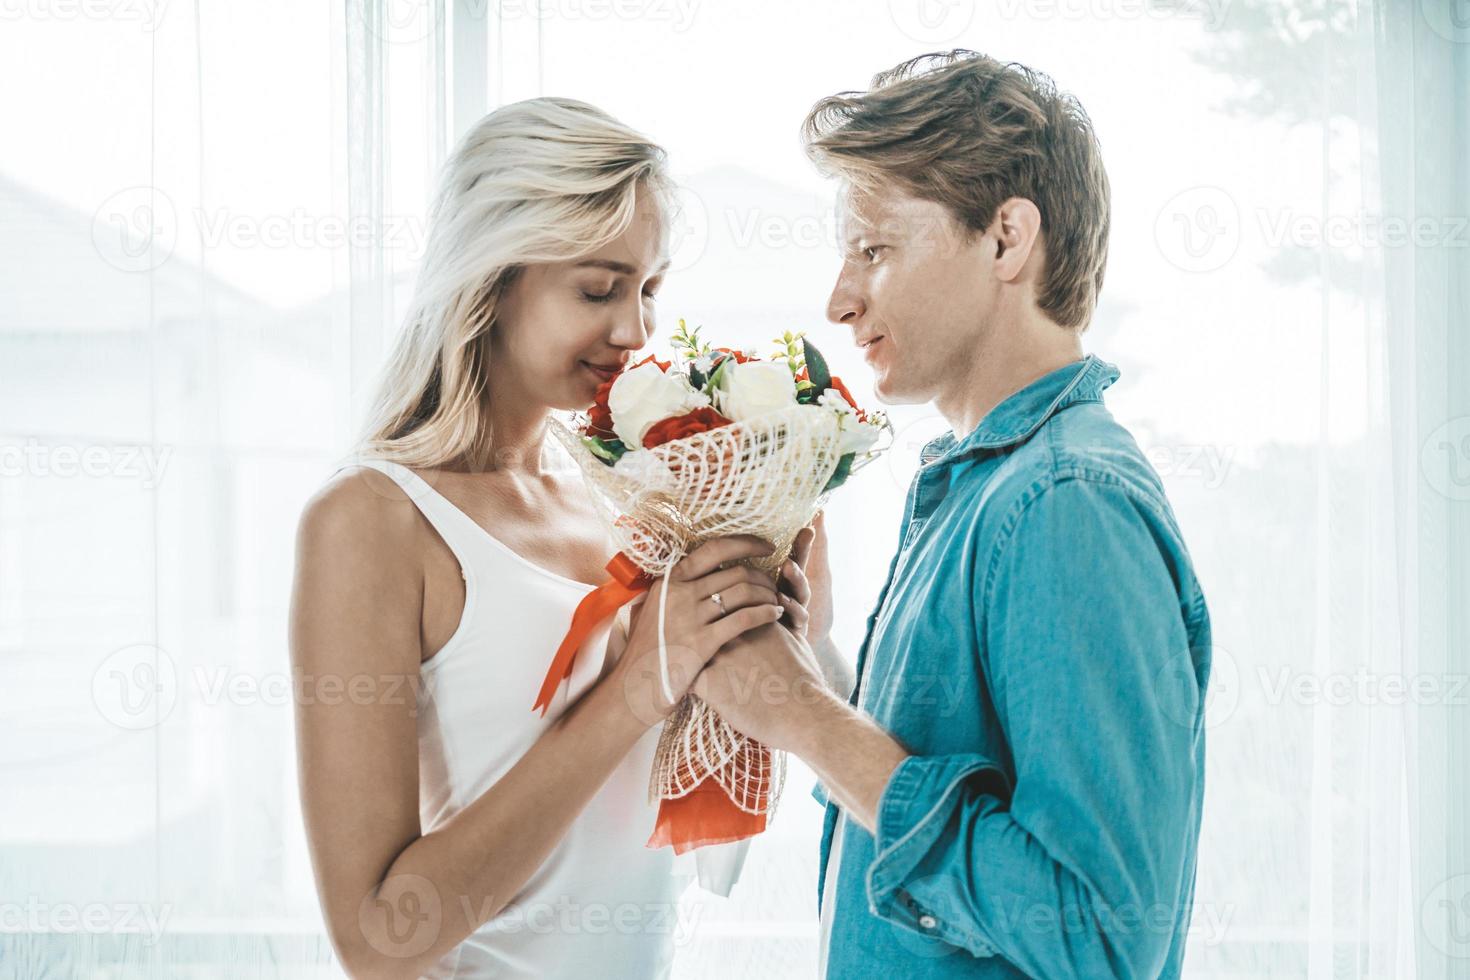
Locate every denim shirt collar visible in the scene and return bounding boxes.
[918,354,1120,468]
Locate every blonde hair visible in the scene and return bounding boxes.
[357,98,672,468]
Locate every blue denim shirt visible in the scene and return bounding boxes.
[815,356,1211,979]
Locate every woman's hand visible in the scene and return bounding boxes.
[611,534,786,724]
[776,511,834,645]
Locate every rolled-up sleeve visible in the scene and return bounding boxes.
[862,475,1205,979]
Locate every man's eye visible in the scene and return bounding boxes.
[862,246,886,263]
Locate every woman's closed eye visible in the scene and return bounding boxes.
[579,283,619,303]
[581,281,661,304]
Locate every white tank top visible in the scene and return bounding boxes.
[342,458,683,980]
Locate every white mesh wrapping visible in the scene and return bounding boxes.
[549,403,845,817]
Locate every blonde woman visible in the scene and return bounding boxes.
[289,99,821,980]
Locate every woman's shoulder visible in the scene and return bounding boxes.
[290,466,433,676]
[296,464,425,569]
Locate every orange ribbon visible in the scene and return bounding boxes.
[533,552,654,716]
[645,771,770,855]
[537,548,774,854]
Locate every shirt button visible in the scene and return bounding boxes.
[918,914,938,930]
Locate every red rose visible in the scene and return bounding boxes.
[642,406,735,449]
[797,368,869,422]
[826,375,868,423]
[713,347,754,365]
[586,376,617,439]
[634,353,673,372]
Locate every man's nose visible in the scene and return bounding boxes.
[825,273,865,325]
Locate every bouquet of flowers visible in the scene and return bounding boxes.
[535,320,889,859]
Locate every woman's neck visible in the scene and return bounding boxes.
[443,399,552,477]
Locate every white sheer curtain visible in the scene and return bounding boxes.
[2,1,1466,978]
[0,0,433,974]
[1370,2,1470,977]
[1206,1,1470,975]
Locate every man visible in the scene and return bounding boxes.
[693,51,1212,978]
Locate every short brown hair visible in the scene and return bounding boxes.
[802,50,1110,330]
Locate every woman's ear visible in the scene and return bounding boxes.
[989,197,1043,283]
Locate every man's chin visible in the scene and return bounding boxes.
[871,372,925,407]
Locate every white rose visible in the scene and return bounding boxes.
[838,421,880,455]
[608,363,709,448]
[818,388,880,455]
[715,360,798,422]
[611,447,674,488]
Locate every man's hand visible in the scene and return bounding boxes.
[692,621,837,753]
[776,512,834,644]
[697,619,909,831]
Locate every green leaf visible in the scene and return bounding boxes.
[822,452,855,493]
[706,353,734,393]
[583,435,627,465]
[671,318,709,360]
[803,337,832,394]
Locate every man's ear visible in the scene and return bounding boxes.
[988,197,1043,283]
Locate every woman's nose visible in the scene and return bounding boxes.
[609,301,653,349]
